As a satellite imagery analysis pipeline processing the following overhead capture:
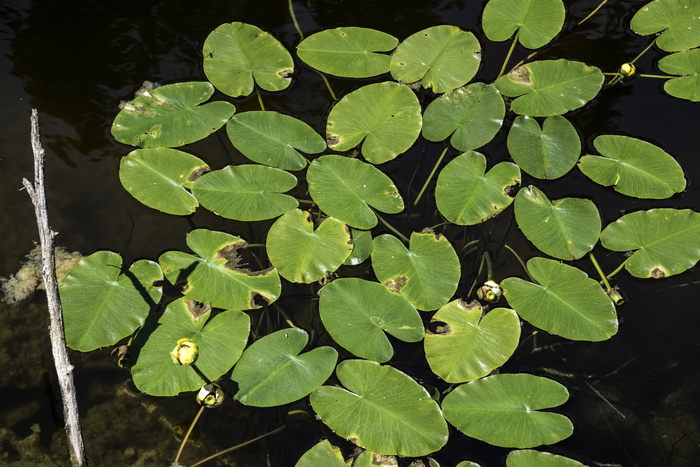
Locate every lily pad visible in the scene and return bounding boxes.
[600,208,700,278]
[578,135,686,199]
[203,22,294,97]
[507,450,588,467]
[435,151,521,225]
[345,229,373,266]
[390,25,481,93]
[630,0,700,52]
[424,300,520,383]
[501,257,618,341]
[482,0,565,49]
[326,82,422,164]
[295,440,348,467]
[318,278,424,362]
[658,48,700,102]
[112,81,235,147]
[442,373,573,448]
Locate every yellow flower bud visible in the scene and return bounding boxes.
[170,338,198,365]
[476,280,502,302]
[196,383,225,408]
[620,63,636,78]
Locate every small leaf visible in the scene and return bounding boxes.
[482,0,566,49]
[658,48,700,102]
[630,0,700,52]
[507,450,589,467]
[345,229,373,266]
[295,440,348,467]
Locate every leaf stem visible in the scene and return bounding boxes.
[414,147,448,205]
[497,30,519,79]
[190,425,286,467]
[606,257,630,280]
[589,252,612,291]
[174,405,205,464]
[577,0,609,26]
[288,0,304,40]
[257,91,266,111]
[503,244,533,281]
[374,212,409,243]
[483,250,494,281]
[639,74,674,79]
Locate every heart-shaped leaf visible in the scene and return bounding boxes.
[507,450,588,467]
[319,278,424,362]
[425,300,520,383]
[295,440,347,467]
[630,0,700,52]
[658,48,700,102]
[482,0,566,49]
[436,151,521,225]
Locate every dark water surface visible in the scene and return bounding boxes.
[0,0,698,466]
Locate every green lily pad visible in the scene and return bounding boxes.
[318,278,424,362]
[501,258,618,341]
[422,83,505,151]
[390,25,481,93]
[345,229,373,266]
[112,81,235,147]
[371,231,460,311]
[514,186,601,260]
[266,209,353,283]
[203,22,294,97]
[326,82,422,164]
[192,165,298,221]
[311,359,449,456]
[507,116,580,179]
[435,151,521,225]
[482,0,565,49]
[578,135,686,199]
[231,328,337,407]
[60,251,162,352]
[131,298,250,396]
[159,229,281,310]
[658,48,700,102]
[600,208,700,278]
[307,155,404,229]
[495,60,604,116]
[442,373,573,448]
[425,300,520,383]
[226,111,326,170]
[297,27,398,78]
[630,0,700,52]
[352,450,397,467]
[295,440,348,467]
[507,450,588,467]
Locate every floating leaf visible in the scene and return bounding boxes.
[226,111,326,170]
[372,231,460,311]
[193,165,298,221]
[390,25,481,92]
[442,373,573,448]
[159,229,281,310]
[456,462,482,467]
[422,83,505,151]
[319,278,424,362]
[578,135,686,199]
[495,60,604,116]
[203,22,294,97]
[131,298,250,396]
[267,209,353,283]
[435,151,521,225]
[658,48,700,102]
[345,229,373,266]
[297,27,398,78]
[112,81,235,147]
[501,258,618,341]
[307,155,404,229]
[482,0,565,49]
[60,251,162,352]
[514,186,601,260]
[507,450,588,467]
[425,300,520,383]
[326,82,422,164]
[231,328,337,407]
[352,450,398,467]
[630,0,700,52]
[600,208,700,278]
[295,440,348,467]
[311,360,449,456]
[507,116,580,179]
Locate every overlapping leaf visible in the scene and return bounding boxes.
[295,440,348,467]
[658,48,700,102]
[507,450,588,467]
[345,229,373,266]
[630,0,700,52]
[482,0,565,49]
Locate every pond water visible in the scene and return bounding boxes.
[0,0,698,466]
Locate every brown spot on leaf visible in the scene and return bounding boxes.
[651,267,666,279]
[187,165,211,182]
[504,183,518,197]
[428,320,452,335]
[509,65,532,85]
[348,436,357,444]
[327,134,341,147]
[186,299,211,322]
[384,276,407,293]
[419,227,443,240]
[215,241,248,270]
[457,299,482,313]
[278,68,293,78]
[371,453,398,466]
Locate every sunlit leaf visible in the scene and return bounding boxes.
[630,0,700,52]
[507,450,588,467]
[658,48,700,102]
[295,440,348,467]
[482,0,565,49]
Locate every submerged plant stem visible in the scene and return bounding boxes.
[589,252,612,291]
[257,91,266,111]
[414,147,448,205]
[174,405,205,464]
[498,30,519,79]
[190,425,286,467]
[374,212,409,243]
[577,0,609,26]
[503,244,532,281]
[288,0,304,40]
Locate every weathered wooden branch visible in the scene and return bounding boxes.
[22,109,87,466]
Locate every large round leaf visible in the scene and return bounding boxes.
[495,60,604,116]
[111,81,235,147]
[318,278,424,362]
[310,360,449,456]
[231,328,337,407]
[297,27,398,78]
[578,135,686,199]
[435,151,521,225]
[630,0,700,52]
[501,258,618,341]
[600,208,700,278]
[203,22,294,97]
[159,229,281,310]
[119,148,208,215]
[424,300,520,383]
[267,209,353,283]
[482,0,565,49]
[371,231,460,311]
[507,116,580,179]
[658,48,700,102]
[390,25,481,93]
[326,82,422,164]
[60,251,162,352]
[422,83,505,151]
[507,450,588,467]
[514,186,601,260]
[442,373,573,448]
[295,440,347,467]
[307,155,404,229]
[192,164,298,221]
[226,111,326,170]
[131,298,250,396]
